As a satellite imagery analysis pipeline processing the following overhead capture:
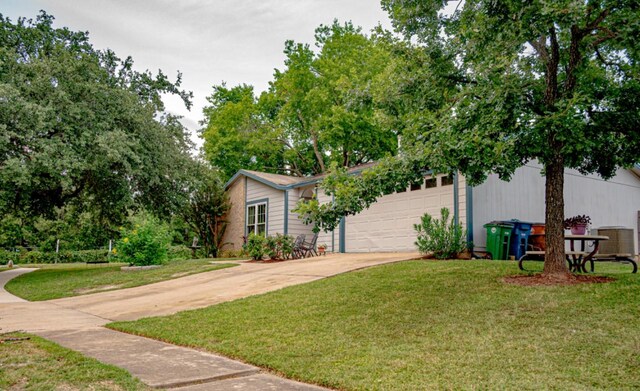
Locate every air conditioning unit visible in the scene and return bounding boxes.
[593,227,635,255]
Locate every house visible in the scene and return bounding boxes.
[222,163,640,255]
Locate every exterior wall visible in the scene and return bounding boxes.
[286,186,316,240]
[222,178,246,251]
[472,163,640,253]
[315,188,340,253]
[344,173,460,252]
[246,177,285,236]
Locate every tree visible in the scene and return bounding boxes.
[201,21,399,179]
[300,1,640,278]
[0,11,195,233]
[181,164,230,258]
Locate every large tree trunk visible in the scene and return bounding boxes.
[542,151,570,277]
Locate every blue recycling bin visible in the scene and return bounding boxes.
[506,219,533,260]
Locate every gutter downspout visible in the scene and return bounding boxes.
[283,190,289,235]
[453,171,459,227]
[466,184,474,251]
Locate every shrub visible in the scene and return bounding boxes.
[0,249,111,264]
[167,245,192,260]
[116,214,171,266]
[414,207,467,259]
[246,233,266,260]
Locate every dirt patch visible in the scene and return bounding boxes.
[74,285,122,294]
[247,258,291,264]
[504,274,615,286]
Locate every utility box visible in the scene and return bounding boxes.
[593,227,635,255]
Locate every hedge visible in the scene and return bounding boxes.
[0,246,195,265]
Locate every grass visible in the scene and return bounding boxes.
[110,260,640,390]
[0,332,149,390]
[5,258,239,301]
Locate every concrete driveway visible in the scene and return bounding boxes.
[1,252,417,331]
[0,252,417,390]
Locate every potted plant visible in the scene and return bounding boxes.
[317,243,328,256]
[564,215,591,235]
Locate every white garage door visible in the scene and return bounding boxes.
[345,176,455,252]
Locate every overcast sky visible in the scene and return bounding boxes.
[3,0,393,149]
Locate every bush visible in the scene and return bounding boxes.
[414,207,467,259]
[265,234,294,260]
[167,245,192,260]
[116,214,171,266]
[246,233,266,260]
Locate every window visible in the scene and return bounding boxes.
[410,182,422,191]
[425,177,437,188]
[396,187,407,193]
[247,202,267,235]
[441,174,454,186]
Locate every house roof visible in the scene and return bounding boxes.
[226,162,640,190]
[224,162,379,190]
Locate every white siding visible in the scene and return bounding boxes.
[344,173,461,252]
[315,188,339,253]
[472,163,640,253]
[286,187,315,240]
[246,178,284,235]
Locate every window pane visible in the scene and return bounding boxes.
[257,224,266,235]
[441,174,454,186]
[247,225,255,235]
[257,204,266,224]
[425,177,437,188]
[247,206,256,225]
[410,182,422,191]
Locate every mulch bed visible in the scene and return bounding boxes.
[504,274,615,286]
[246,258,294,264]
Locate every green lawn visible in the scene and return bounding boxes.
[5,258,239,301]
[0,332,149,390]
[110,260,640,390]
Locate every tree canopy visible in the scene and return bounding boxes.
[201,21,400,180]
[300,0,640,277]
[0,11,195,235]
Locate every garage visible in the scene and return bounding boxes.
[343,174,463,252]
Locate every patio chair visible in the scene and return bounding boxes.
[292,234,306,259]
[300,232,319,258]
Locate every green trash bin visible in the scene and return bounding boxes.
[484,222,514,260]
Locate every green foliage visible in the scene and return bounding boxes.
[181,164,230,258]
[0,249,109,264]
[414,208,467,259]
[0,11,194,228]
[202,20,398,179]
[246,233,266,261]
[115,214,171,266]
[265,233,294,260]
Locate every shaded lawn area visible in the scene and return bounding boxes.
[0,332,149,390]
[110,260,640,390]
[5,258,239,301]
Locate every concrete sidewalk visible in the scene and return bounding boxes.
[39,328,326,390]
[0,267,36,303]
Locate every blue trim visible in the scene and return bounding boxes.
[246,198,269,236]
[244,177,248,237]
[283,190,289,235]
[331,194,335,253]
[339,216,346,253]
[453,171,459,227]
[466,184,474,249]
